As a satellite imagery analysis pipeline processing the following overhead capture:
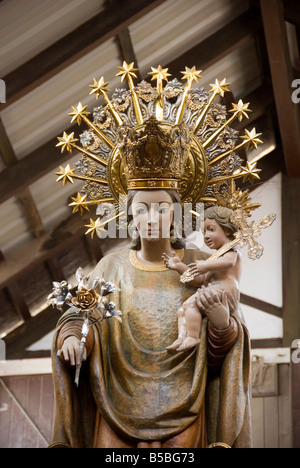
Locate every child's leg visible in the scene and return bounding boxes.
[166,307,187,351]
[177,294,202,352]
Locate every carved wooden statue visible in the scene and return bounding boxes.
[50,63,275,448]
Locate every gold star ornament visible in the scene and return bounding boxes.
[89,77,110,99]
[240,128,263,150]
[181,66,203,83]
[56,164,75,186]
[116,61,138,83]
[85,218,106,239]
[241,161,262,184]
[69,193,90,215]
[56,132,78,153]
[230,100,252,122]
[69,102,90,125]
[148,66,171,83]
[210,78,230,97]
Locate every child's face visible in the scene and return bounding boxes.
[203,218,231,250]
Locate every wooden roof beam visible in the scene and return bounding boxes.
[3,0,167,106]
[260,0,300,177]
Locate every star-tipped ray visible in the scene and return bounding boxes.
[207,161,261,186]
[148,66,171,83]
[56,131,108,166]
[56,164,76,186]
[240,128,263,150]
[148,65,171,121]
[56,132,79,153]
[89,77,123,126]
[69,102,114,149]
[193,78,231,135]
[203,100,252,150]
[69,193,90,215]
[56,165,108,186]
[175,66,203,124]
[85,211,126,238]
[180,66,203,83]
[240,161,262,184]
[89,77,110,99]
[229,100,252,122]
[116,61,143,125]
[69,193,115,215]
[208,127,263,167]
[116,61,138,83]
[69,102,90,125]
[209,78,230,97]
[85,218,104,239]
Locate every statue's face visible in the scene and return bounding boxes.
[131,190,174,241]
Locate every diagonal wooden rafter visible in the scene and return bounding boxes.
[260,0,300,177]
[3,0,167,106]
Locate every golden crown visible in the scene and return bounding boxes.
[56,62,265,238]
[117,116,191,190]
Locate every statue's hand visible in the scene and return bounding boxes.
[57,336,87,367]
[195,284,230,330]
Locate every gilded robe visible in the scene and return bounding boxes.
[51,248,252,448]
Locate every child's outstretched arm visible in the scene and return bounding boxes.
[188,251,238,277]
[162,251,188,275]
[163,252,205,287]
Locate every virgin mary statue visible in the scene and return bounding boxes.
[50,63,256,448]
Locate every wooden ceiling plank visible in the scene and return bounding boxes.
[166,7,262,75]
[260,0,300,177]
[0,212,90,290]
[0,124,75,205]
[3,0,168,106]
[0,119,45,238]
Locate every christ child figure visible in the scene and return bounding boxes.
[163,206,242,352]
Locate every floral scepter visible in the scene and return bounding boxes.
[48,267,121,386]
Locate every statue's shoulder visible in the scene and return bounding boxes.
[93,247,130,273]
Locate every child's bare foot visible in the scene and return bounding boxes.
[176,337,200,352]
[166,337,185,352]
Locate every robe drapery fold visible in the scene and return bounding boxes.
[51,248,252,448]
